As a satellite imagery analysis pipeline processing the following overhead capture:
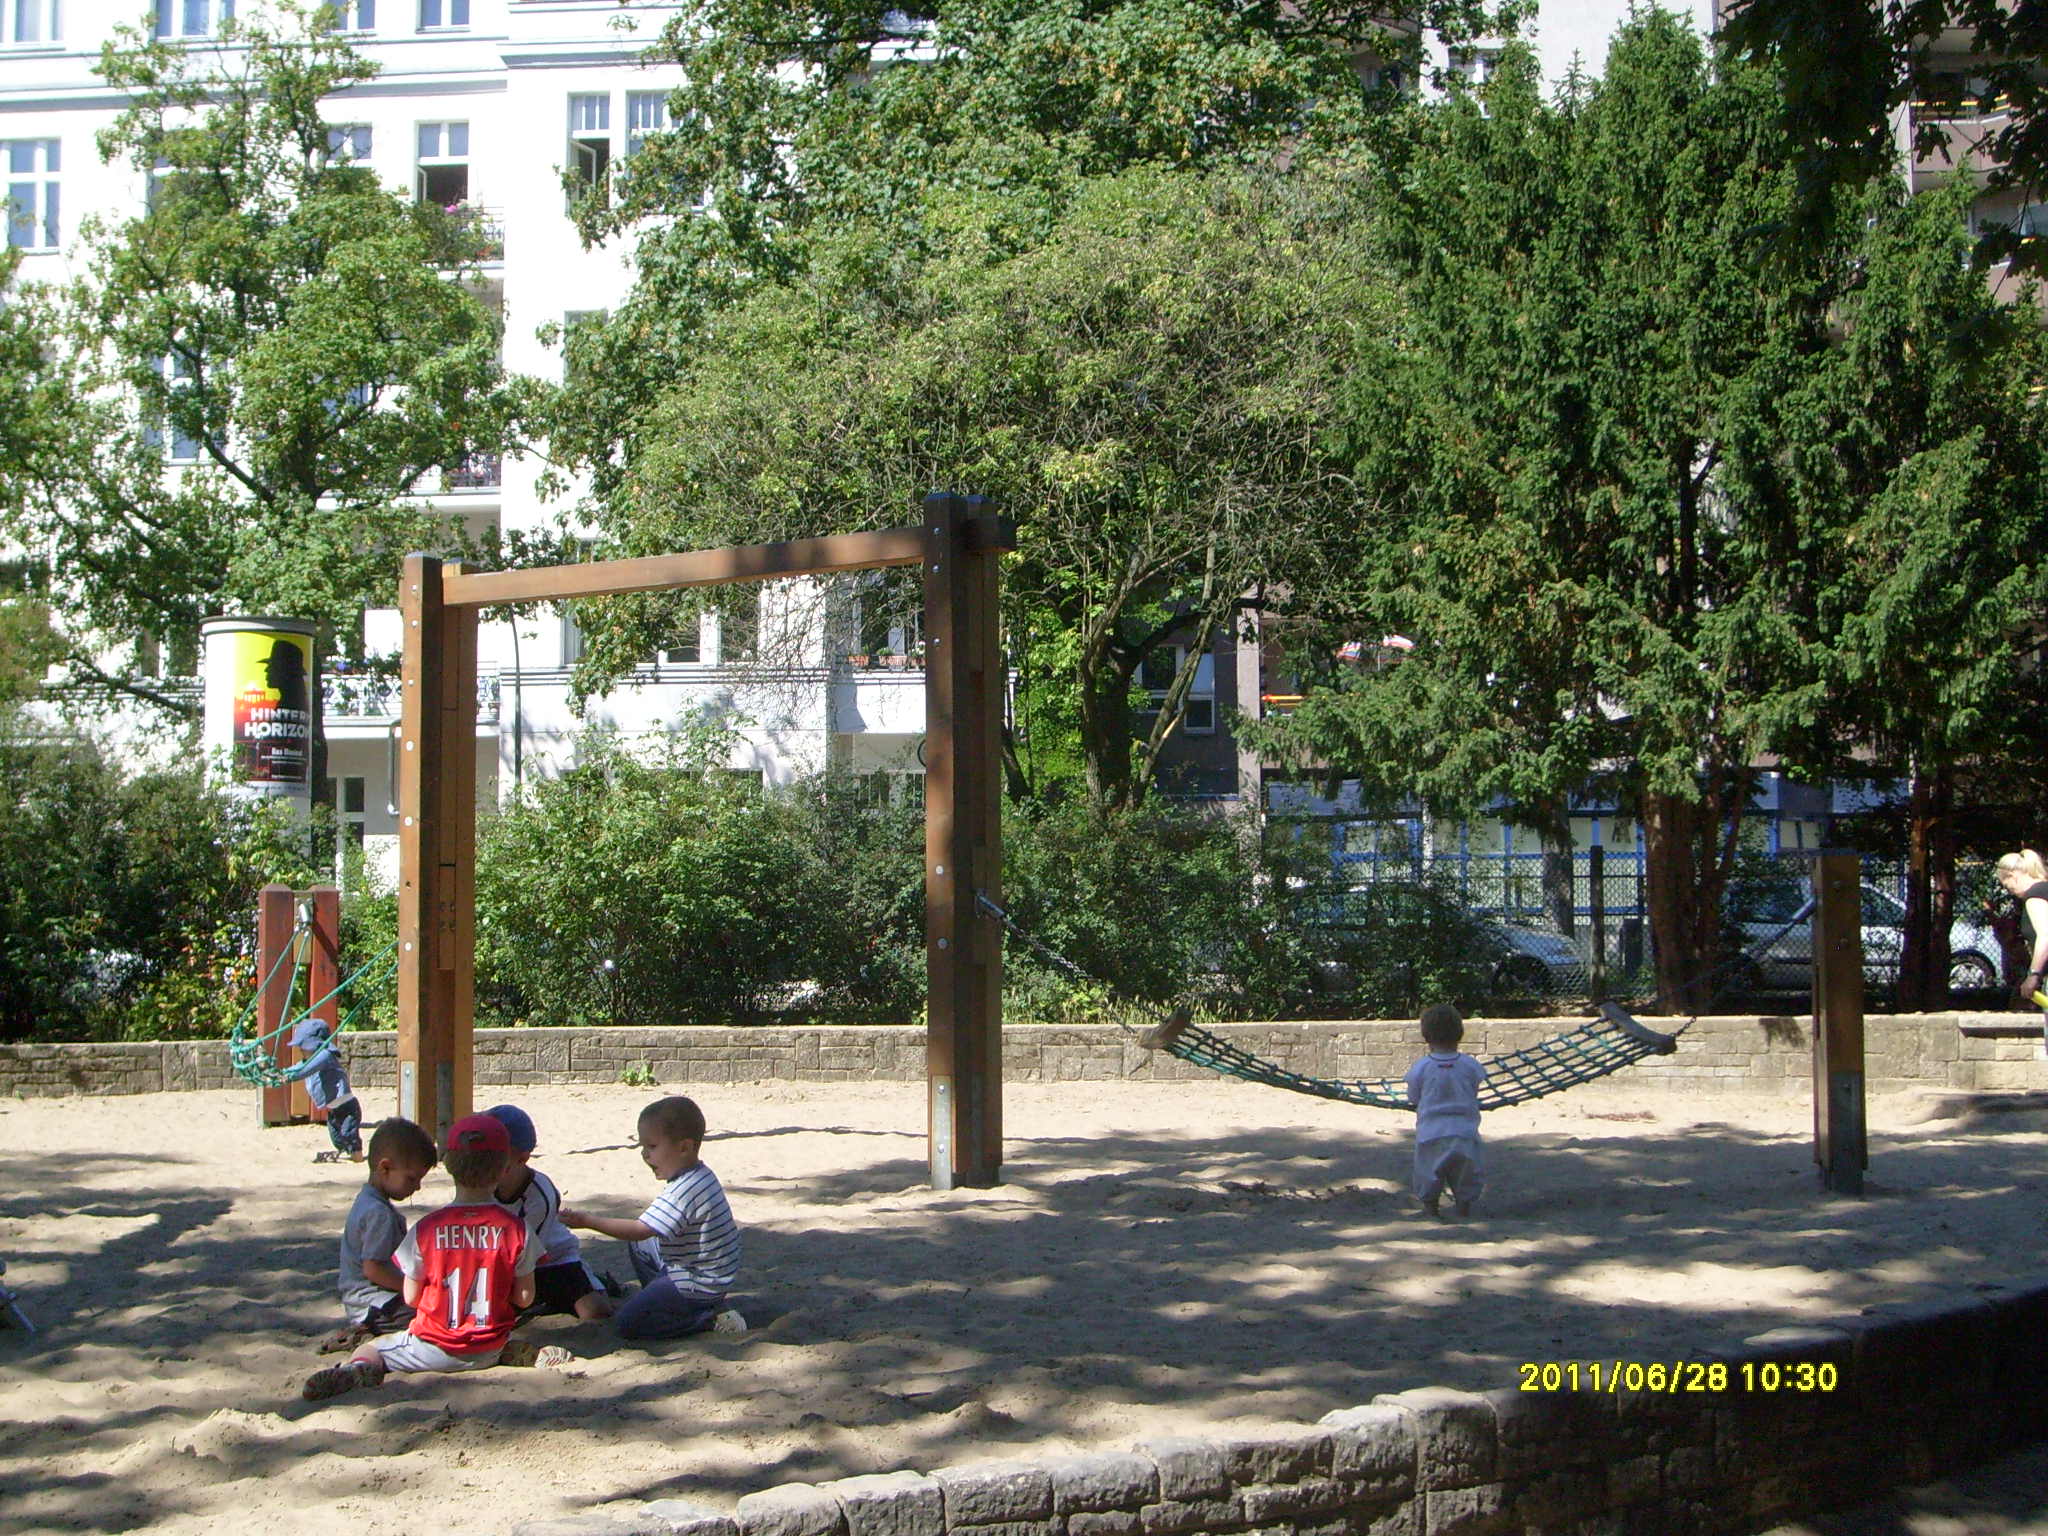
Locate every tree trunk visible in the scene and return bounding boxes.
[1641,783,1746,1014]
[1642,791,1708,1014]
[1541,828,1575,938]
[1077,666,1137,812]
[1898,763,1955,1011]
[1522,797,1576,937]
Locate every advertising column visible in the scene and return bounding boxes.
[199,616,318,809]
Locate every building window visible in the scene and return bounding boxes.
[159,351,202,462]
[658,613,702,665]
[156,0,233,38]
[1446,47,1502,90]
[4,138,57,250]
[416,121,469,205]
[327,124,372,163]
[330,775,368,848]
[1139,646,1216,734]
[141,352,204,462]
[325,0,373,30]
[561,309,605,384]
[3,0,60,46]
[568,94,611,209]
[626,90,668,155]
[417,0,465,28]
[715,591,760,663]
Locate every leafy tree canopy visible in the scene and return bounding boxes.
[540,0,1523,515]
[0,2,512,713]
[1258,13,1851,1007]
[1720,0,2048,269]
[584,163,1389,807]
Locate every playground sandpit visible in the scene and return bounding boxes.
[7,1074,2048,1536]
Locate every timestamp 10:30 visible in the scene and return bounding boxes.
[1518,1360,1840,1394]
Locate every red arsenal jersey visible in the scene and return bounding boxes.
[394,1202,537,1355]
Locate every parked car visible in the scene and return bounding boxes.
[1725,879,2001,997]
[1481,920,1591,997]
[1300,883,1589,1001]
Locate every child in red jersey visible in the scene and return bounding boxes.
[302,1114,572,1400]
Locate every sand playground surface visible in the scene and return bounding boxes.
[7,1074,2048,1536]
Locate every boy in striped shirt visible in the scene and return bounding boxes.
[563,1095,745,1341]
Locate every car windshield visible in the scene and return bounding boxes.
[1734,883,1807,924]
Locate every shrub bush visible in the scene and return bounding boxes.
[473,731,926,1027]
[0,737,331,1041]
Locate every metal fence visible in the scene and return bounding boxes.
[1326,842,2014,1009]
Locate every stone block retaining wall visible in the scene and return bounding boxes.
[509,1280,2048,1536]
[3,1014,2040,1101]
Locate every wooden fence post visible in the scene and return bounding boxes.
[1813,850,1867,1195]
[257,883,296,1126]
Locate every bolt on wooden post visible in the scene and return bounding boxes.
[1811,850,1867,1196]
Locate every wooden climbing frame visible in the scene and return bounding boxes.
[395,492,1015,1189]
[255,882,341,1126]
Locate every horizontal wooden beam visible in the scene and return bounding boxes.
[440,525,932,609]
[962,514,1018,554]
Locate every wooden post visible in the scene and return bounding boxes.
[923,492,1006,1188]
[303,884,341,1125]
[1589,845,1607,1003]
[258,883,296,1126]
[1812,850,1867,1195]
[397,554,477,1141]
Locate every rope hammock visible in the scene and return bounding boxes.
[975,892,1685,1109]
[225,903,398,1089]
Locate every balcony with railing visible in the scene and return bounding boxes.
[427,202,505,268]
[445,451,502,490]
[1893,94,2012,193]
[323,669,499,723]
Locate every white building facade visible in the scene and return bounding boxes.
[1,0,934,864]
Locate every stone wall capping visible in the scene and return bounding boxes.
[1046,1452,1161,1515]
[931,1459,1056,1526]
[735,1483,848,1536]
[641,1502,744,1536]
[1214,1425,1333,1486]
[1366,1388,1496,1493]
[822,1473,945,1536]
[7,1013,2040,1100]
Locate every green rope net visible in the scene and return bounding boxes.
[224,912,398,1089]
[1137,1001,1681,1110]
[976,892,1684,1110]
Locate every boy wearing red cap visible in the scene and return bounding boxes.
[303,1114,573,1400]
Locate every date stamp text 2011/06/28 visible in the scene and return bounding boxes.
[1518,1361,1840,1394]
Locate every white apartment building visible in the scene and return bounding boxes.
[1,0,935,862]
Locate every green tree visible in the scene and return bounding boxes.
[0,3,510,715]
[1739,181,2048,1006]
[1266,16,1847,1011]
[544,0,1517,496]
[531,0,1522,807]
[599,165,1387,808]
[1720,0,2048,270]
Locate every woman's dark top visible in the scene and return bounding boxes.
[2021,881,2048,954]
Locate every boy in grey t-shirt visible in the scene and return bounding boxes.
[322,1118,437,1352]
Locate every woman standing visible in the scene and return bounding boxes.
[1995,850,2048,1051]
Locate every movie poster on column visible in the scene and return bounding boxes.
[228,629,313,787]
